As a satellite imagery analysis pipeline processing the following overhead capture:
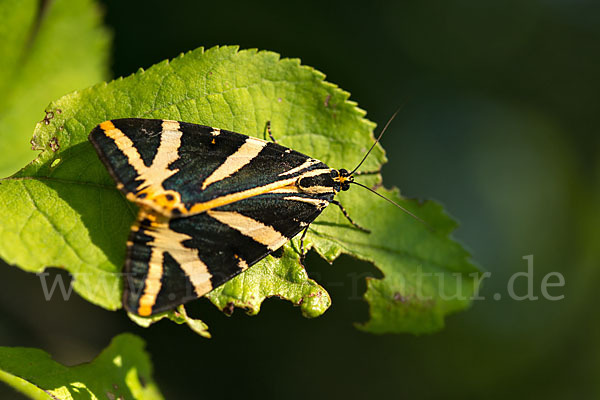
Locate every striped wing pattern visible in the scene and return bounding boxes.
[89,118,329,217]
[89,118,334,316]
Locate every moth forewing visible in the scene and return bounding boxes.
[90,118,357,316]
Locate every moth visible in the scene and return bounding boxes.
[89,116,412,316]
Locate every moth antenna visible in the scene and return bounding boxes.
[350,181,432,230]
[349,107,402,176]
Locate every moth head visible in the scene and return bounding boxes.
[331,168,353,191]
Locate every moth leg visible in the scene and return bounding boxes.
[354,169,381,176]
[264,121,277,143]
[330,200,371,233]
[299,224,310,262]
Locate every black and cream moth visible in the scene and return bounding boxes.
[89,118,364,316]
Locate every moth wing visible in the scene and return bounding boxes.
[123,191,333,316]
[89,118,328,216]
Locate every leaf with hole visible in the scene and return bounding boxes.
[0,45,480,335]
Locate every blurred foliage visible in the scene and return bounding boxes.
[0,333,162,399]
[0,0,597,399]
[0,0,110,178]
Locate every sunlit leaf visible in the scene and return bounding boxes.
[0,46,479,335]
[0,333,163,400]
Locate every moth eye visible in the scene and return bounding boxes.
[330,170,339,178]
[342,183,350,191]
[339,168,348,176]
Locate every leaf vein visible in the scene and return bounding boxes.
[19,180,88,265]
[3,175,115,190]
[310,229,465,274]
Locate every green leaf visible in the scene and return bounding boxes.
[0,333,164,400]
[0,45,479,335]
[309,183,480,334]
[128,305,212,339]
[127,245,329,338]
[206,244,331,318]
[0,0,110,178]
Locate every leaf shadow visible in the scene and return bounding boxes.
[310,220,362,230]
[40,141,135,271]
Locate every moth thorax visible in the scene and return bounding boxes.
[297,169,339,194]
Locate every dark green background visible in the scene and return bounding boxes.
[1,0,598,398]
